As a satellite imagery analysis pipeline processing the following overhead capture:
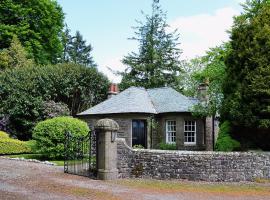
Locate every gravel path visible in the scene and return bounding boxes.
[0,157,269,200]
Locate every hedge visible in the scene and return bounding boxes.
[0,131,9,139]
[33,116,89,159]
[0,131,31,155]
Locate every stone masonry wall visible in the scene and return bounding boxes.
[117,138,270,182]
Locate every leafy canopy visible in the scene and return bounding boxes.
[183,44,229,118]
[222,0,270,129]
[0,36,34,70]
[0,0,64,64]
[0,63,109,140]
[120,0,182,91]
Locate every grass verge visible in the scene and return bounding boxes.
[116,179,270,196]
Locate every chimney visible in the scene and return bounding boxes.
[197,79,209,102]
[108,83,119,99]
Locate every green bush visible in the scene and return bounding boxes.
[0,131,31,155]
[33,116,89,159]
[25,140,38,153]
[158,142,177,150]
[215,121,241,152]
[0,131,9,139]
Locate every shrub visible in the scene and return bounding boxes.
[0,131,31,155]
[215,121,241,152]
[33,116,89,159]
[41,101,70,119]
[0,63,109,140]
[25,140,38,153]
[0,131,9,139]
[158,142,177,150]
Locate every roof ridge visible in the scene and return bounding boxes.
[146,86,171,91]
[145,89,158,114]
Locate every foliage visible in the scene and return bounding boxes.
[215,121,241,152]
[221,0,270,148]
[33,117,89,159]
[41,101,70,119]
[62,28,96,67]
[181,58,205,97]
[133,144,145,149]
[0,36,34,70]
[0,131,9,139]
[0,0,64,64]
[184,44,229,118]
[25,140,38,153]
[0,63,109,140]
[0,131,31,154]
[158,142,177,150]
[120,0,183,91]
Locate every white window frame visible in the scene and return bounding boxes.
[166,120,176,144]
[184,121,196,145]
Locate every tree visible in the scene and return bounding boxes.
[186,44,229,118]
[62,28,96,67]
[221,0,270,149]
[0,0,64,64]
[0,63,109,140]
[0,36,34,70]
[120,0,182,90]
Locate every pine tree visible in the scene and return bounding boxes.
[64,31,96,67]
[120,0,182,90]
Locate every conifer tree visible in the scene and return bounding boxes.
[62,29,96,67]
[221,0,270,149]
[120,0,182,90]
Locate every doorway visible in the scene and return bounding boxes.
[132,120,147,148]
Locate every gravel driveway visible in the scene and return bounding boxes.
[0,157,269,200]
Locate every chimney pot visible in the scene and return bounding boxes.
[108,83,119,99]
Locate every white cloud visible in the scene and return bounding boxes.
[169,7,240,59]
[98,57,125,83]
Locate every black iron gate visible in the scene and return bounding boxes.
[64,130,97,178]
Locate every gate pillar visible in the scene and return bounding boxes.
[95,118,119,180]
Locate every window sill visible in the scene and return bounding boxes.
[184,143,196,146]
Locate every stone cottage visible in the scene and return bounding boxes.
[78,84,218,151]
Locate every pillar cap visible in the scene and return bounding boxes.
[95,118,119,131]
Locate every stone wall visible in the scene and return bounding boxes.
[117,138,270,182]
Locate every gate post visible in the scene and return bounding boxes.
[95,118,119,180]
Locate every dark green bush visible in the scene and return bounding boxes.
[0,63,109,140]
[158,142,177,150]
[0,131,31,155]
[33,116,89,159]
[215,121,241,152]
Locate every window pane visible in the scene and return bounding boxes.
[184,121,196,144]
[166,121,176,144]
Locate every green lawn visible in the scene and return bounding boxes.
[7,154,65,166]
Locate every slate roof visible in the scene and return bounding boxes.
[78,87,199,116]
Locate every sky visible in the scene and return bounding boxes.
[57,0,245,83]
